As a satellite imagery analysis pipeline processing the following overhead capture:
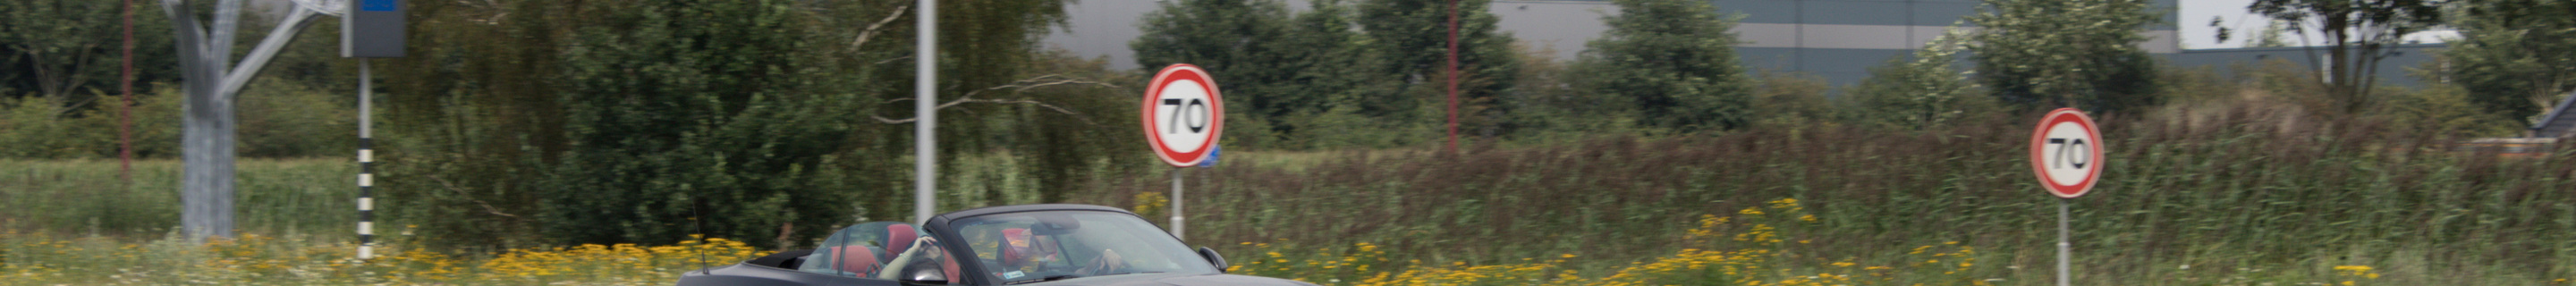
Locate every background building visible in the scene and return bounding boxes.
[1046,0,2439,88]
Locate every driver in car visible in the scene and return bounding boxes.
[876,236,957,282]
[998,228,1129,277]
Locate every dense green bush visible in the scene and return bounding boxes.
[1850,29,1994,130]
[371,0,1134,250]
[371,0,877,249]
[1573,0,1752,132]
[2445,0,2576,124]
[1968,0,2161,114]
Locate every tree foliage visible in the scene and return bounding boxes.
[0,0,179,115]
[1852,29,1994,130]
[373,0,872,248]
[2248,0,2444,113]
[1356,0,1518,137]
[529,0,870,247]
[1573,0,1753,131]
[377,0,1114,249]
[1131,0,1303,148]
[1267,0,1394,147]
[1966,0,2159,114]
[1131,0,1513,148]
[2444,0,2576,123]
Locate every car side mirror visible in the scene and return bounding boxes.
[1197,247,1229,273]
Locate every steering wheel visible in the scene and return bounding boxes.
[1074,248,1131,275]
[1017,251,1074,274]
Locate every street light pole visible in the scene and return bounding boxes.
[914,0,939,225]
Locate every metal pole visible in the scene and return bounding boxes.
[913,0,938,225]
[119,0,135,181]
[2057,198,2071,286]
[1170,168,1184,240]
[1443,0,1461,153]
[357,59,377,260]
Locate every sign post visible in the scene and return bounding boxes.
[337,0,406,260]
[1142,64,1224,240]
[2029,108,2102,286]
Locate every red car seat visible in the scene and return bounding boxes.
[999,228,1030,268]
[826,246,881,274]
[886,223,918,259]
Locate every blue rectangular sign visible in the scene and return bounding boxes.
[361,0,397,12]
[345,0,405,57]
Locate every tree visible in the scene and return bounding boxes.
[880,0,1087,211]
[378,0,1107,249]
[1131,0,1297,147]
[2248,0,2444,113]
[522,0,874,247]
[1852,29,1994,130]
[2444,0,2576,124]
[1011,49,1148,205]
[0,0,177,114]
[1574,0,1753,131]
[2251,21,2294,47]
[1130,0,1391,149]
[1967,0,2159,114]
[1357,0,1518,133]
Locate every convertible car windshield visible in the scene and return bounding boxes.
[678,205,1300,286]
[952,211,1218,283]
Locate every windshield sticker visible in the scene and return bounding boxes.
[1003,271,1026,279]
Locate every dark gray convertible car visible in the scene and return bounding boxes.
[675,204,1314,286]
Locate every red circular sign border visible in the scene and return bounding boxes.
[2029,108,2103,198]
[1141,64,1224,168]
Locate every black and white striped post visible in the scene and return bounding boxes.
[343,0,404,260]
[355,58,377,260]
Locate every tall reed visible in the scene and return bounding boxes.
[1089,105,2576,284]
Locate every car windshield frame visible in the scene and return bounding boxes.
[945,210,1218,284]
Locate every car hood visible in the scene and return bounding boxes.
[1024,273,1318,286]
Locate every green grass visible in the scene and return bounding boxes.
[2,158,358,239]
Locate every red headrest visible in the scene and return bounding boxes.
[886,224,918,255]
[828,246,880,275]
[1000,228,1030,267]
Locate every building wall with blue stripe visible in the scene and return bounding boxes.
[1046,0,2434,90]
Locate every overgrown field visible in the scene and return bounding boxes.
[1092,105,2576,285]
[1,159,354,237]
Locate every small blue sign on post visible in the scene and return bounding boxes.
[343,0,404,57]
[1195,145,1221,168]
[360,0,399,12]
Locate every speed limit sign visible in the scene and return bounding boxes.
[2029,108,2103,198]
[1142,64,1224,167]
